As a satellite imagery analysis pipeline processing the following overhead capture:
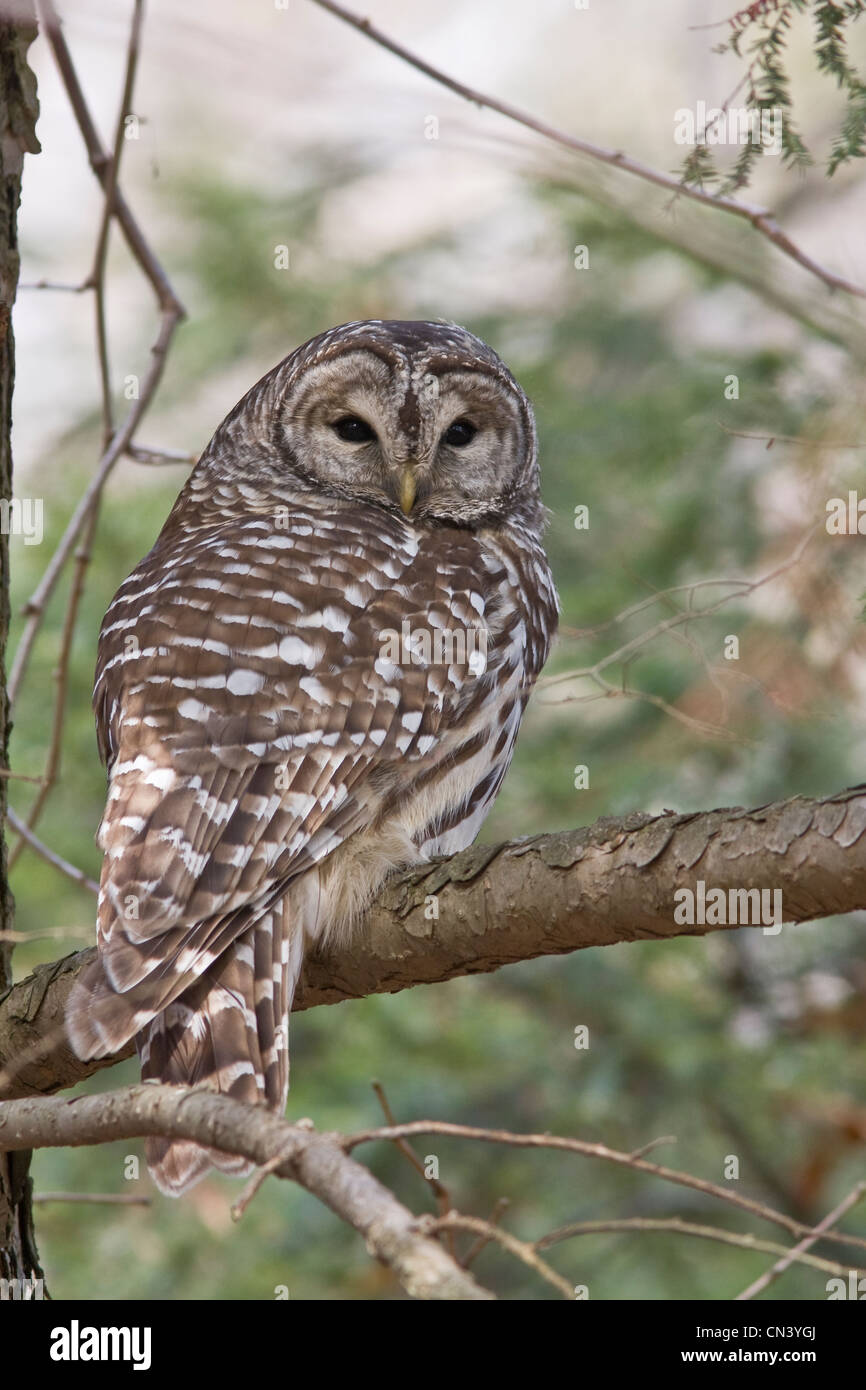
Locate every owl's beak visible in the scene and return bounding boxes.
[399,463,418,516]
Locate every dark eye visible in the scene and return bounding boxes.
[333,415,375,444]
[443,419,477,448]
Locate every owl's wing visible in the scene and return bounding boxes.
[68,501,535,1058]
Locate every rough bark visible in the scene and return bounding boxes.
[1,785,864,1100]
[0,0,41,1297]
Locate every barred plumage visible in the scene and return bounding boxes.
[67,320,559,1194]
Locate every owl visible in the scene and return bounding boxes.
[66,320,559,1195]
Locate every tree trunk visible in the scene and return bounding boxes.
[0,0,42,1300]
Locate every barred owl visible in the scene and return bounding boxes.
[67,320,559,1194]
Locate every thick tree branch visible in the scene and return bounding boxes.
[0,1084,494,1300]
[0,0,44,1297]
[1,786,864,1100]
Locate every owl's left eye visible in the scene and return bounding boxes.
[333,416,376,444]
[443,419,477,448]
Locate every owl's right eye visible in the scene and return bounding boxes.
[333,416,376,444]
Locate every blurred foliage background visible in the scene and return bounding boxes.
[7,0,866,1299]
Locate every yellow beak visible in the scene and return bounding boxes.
[399,464,417,516]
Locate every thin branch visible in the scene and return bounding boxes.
[230,1132,308,1222]
[8,306,180,708]
[536,1215,863,1280]
[8,505,100,869]
[372,1080,454,1224]
[628,1135,677,1161]
[86,0,145,443]
[697,63,757,145]
[736,1179,866,1300]
[416,1211,574,1299]
[557,577,756,642]
[309,0,866,299]
[346,1120,866,1255]
[562,676,746,743]
[0,926,92,944]
[688,6,767,31]
[460,1196,510,1269]
[124,443,197,467]
[36,0,184,315]
[5,807,99,895]
[716,419,866,448]
[18,278,89,293]
[32,1191,150,1205]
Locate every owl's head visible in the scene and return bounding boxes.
[203,320,543,531]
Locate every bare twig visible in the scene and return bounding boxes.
[8,506,100,870]
[558,578,756,642]
[5,806,99,895]
[736,1179,866,1300]
[346,1120,866,1255]
[416,1211,574,1298]
[536,1215,863,1280]
[460,1196,510,1269]
[716,419,866,449]
[124,443,197,467]
[8,311,179,709]
[0,768,46,785]
[372,1081,453,1216]
[230,1139,302,1222]
[87,0,145,441]
[0,926,92,944]
[32,1191,151,1205]
[568,680,745,743]
[19,278,89,293]
[628,1135,677,1161]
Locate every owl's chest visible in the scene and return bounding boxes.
[393,623,529,857]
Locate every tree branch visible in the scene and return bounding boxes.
[0,0,43,1300]
[1,786,864,1100]
[0,1084,494,1300]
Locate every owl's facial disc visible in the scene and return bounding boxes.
[417,368,530,522]
[330,413,418,514]
[276,342,534,526]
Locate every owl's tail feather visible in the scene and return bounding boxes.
[65,905,257,1063]
[138,905,305,1196]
